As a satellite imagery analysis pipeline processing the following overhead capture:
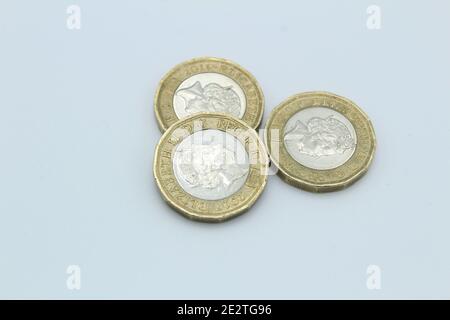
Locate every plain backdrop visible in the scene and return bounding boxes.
[0,0,449,299]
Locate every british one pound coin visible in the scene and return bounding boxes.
[264,91,376,192]
[154,57,264,132]
[154,113,269,222]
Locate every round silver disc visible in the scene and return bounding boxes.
[172,129,250,200]
[283,107,357,170]
[173,73,247,119]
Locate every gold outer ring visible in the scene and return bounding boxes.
[264,91,376,192]
[154,57,265,132]
[154,113,269,222]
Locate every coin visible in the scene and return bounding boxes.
[154,112,269,222]
[264,91,376,192]
[154,57,264,132]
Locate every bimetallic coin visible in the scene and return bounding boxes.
[154,113,269,222]
[265,92,376,192]
[154,57,264,132]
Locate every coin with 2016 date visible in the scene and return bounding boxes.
[153,113,269,222]
[264,91,376,192]
[154,57,264,132]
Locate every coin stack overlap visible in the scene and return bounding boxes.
[153,57,268,222]
[153,58,376,222]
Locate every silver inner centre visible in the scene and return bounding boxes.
[172,129,250,200]
[283,107,357,170]
[173,73,247,119]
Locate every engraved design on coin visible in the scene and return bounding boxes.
[284,107,357,170]
[176,81,241,117]
[284,116,355,157]
[172,129,250,201]
[173,73,246,119]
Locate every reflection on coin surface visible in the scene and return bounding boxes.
[154,57,264,131]
[265,92,376,192]
[173,73,246,119]
[154,113,268,222]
